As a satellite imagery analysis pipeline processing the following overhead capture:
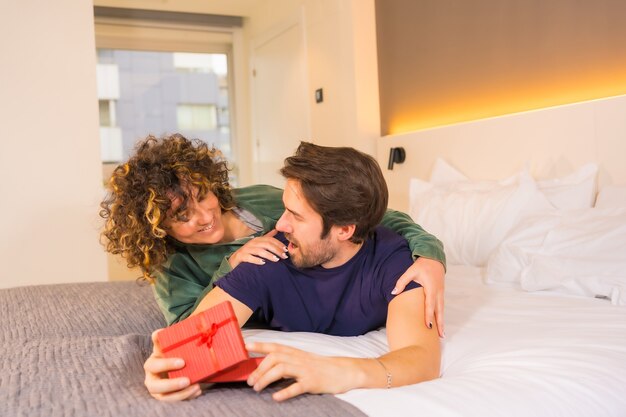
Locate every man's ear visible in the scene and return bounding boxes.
[334,224,356,242]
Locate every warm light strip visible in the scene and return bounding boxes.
[388,86,626,135]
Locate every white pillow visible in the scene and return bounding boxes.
[486,211,561,284]
[409,171,552,266]
[536,163,598,210]
[595,185,626,208]
[487,208,626,305]
[430,158,598,210]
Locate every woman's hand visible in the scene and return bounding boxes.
[144,330,203,401]
[229,229,288,269]
[392,257,446,337]
[246,342,358,401]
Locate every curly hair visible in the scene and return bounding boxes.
[99,134,234,283]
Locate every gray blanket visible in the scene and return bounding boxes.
[0,282,366,417]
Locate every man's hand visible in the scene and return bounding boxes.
[229,229,288,268]
[143,329,203,401]
[392,257,445,337]
[246,342,358,401]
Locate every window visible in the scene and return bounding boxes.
[174,52,227,74]
[94,7,241,176]
[177,104,217,130]
[98,100,113,127]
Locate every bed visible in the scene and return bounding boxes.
[3,262,625,417]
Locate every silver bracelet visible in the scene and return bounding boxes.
[373,358,392,389]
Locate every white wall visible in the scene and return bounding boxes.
[0,0,107,288]
[93,0,266,17]
[246,0,380,155]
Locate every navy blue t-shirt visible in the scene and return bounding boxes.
[215,226,419,336]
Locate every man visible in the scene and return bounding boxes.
[144,142,442,402]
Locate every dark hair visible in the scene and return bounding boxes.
[99,134,234,282]
[280,142,388,243]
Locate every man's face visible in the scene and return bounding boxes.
[276,179,338,268]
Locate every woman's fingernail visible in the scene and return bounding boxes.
[179,378,190,388]
[391,288,399,295]
[273,256,279,261]
[283,246,288,252]
[174,359,184,367]
[259,260,265,265]
[428,322,433,329]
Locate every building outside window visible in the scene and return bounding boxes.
[96,50,232,163]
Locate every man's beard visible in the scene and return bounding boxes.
[285,233,336,268]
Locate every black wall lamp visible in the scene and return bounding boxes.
[387,147,406,170]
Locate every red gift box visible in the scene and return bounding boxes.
[157,301,248,384]
[205,357,264,383]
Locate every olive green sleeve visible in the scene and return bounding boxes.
[153,254,220,326]
[380,209,447,269]
[153,268,203,326]
[213,256,233,282]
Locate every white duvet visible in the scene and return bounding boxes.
[242,265,626,417]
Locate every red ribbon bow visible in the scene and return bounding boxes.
[197,320,219,347]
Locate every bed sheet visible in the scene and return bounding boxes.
[243,265,626,417]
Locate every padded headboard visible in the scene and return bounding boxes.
[378,94,626,211]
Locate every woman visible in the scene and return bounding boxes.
[100,134,446,335]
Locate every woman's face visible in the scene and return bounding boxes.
[162,190,226,244]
